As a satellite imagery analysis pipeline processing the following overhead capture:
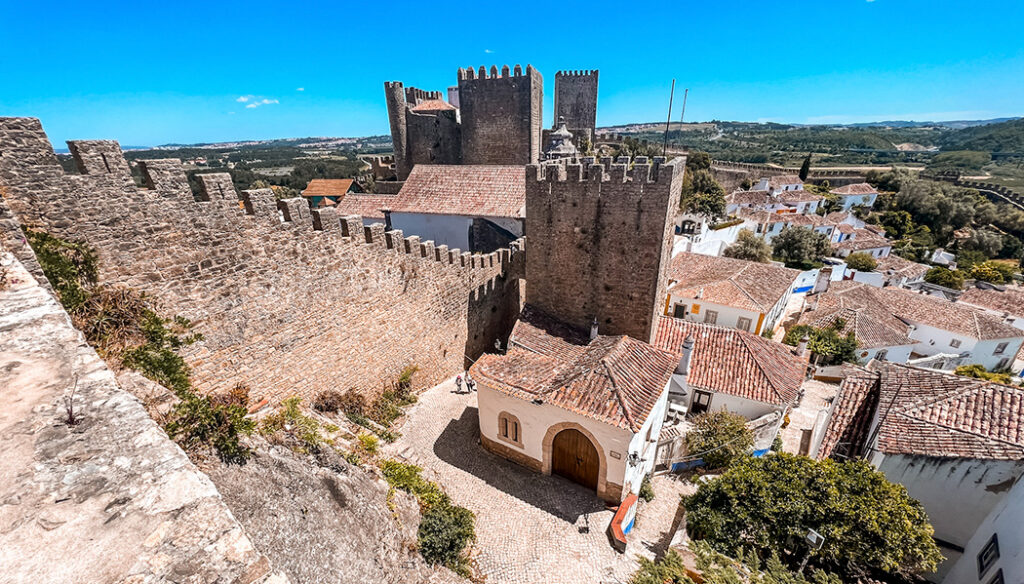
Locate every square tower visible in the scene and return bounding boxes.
[458,65,543,165]
[554,70,599,143]
[525,156,686,343]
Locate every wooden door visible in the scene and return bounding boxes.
[552,428,599,491]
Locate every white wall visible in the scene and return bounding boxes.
[871,454,1024,582]
[478,381,670,496]
[942,476,1024,584]
[840,193,877,211]
[389,212,523,252]
[836,245,891,259]
[906,321,1023,371]
[695,389,781,421]
[855,344,914,365]
[667,298,763,334]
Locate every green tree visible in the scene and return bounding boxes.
[686,410,755,469]
[798,152,812,182]
[955,364,1017,385]
[631,542,840,584]
[772,227,831,269]
[681,169,727,220]
[844,252,877,272]
[784,322,858,365]
[724,229,773,263]
[878,210,915,240]
[684,454,943,579]
[961,228,1004,258]
[969,260,1014,284]
[924,266,965,290]
[687,150,712,171]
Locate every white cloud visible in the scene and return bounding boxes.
[296,87,305,91]
[243,98,280,109]
[484,49,494,54]
[236,95,252,103]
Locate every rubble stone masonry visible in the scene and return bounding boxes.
[0,117,523,404]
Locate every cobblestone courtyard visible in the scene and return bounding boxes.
[385,377,693,584]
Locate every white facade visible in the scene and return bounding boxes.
[905,321,1023,371]
[941,475,1024,584]
[868,452,1024,582]
[667,297,773,335]
[838,192,878,211]
[835,243,892,259]
[388,212,523,252]
[675,216,743,257]
[855,344,915,365]
[477,378,670,501]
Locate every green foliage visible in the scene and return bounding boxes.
[970,261,1007,283]
[24,228,98,312]
[684,454,943,579]
[380,459,476,573]
[928,150,992,172]
[798,152,812,181]
[397,364,419,391]
[259,397,334,454]
[639,475,655,502]
[924,266,966,290]
[955,364,1018,385]
[938,118,1024,153]
[630,542,841,584]
[843,252,877,272]
[612,137,661,161]
[961,228,1004,258]
[783,322,858,366]
[771,227,831,269]
[357,432,379,455]
[166,393,255,464]
[686,410,755,469]
[724,229,773,263]
[681,169,727,220]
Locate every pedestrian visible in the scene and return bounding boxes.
[455,374,463,393]
[466,372,476,392]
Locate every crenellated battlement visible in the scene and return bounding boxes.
[458,64,531,81]
[555,70,598,78]
[0,116,525,404]
[527,156,676,185]
[404,86,444,105]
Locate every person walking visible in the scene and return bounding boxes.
[455,374,463,394]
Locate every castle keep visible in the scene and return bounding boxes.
[553,70,599,143]
[0,117,523,404]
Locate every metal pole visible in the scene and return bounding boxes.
[679,88,689,124]
[663,79,675,156]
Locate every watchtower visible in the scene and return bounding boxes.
[554,70,598,143]
[525,156,686,343]
[458,65,543,165]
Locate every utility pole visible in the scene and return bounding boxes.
[663,79,675,157]
[679,88,689,124]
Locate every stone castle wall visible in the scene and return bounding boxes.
[554,70,598,142]
[525,156,685,343]
[406,109,462,167]
[0,117,523,404]
[458,65,543,165]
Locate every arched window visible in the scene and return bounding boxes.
[497,412,523,448]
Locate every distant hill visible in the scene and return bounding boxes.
[845,118,1018,129]
[938,117,1024,152]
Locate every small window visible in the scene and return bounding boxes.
[987,569,1004,584]
[978,533,1000,579]
[737,317,752,332]
[997,358,1009,370]
[994,342,1008,355]
[497,412,523,448]
[876,349,888,361]
[950,339,962,349]
[690,390,712,416]
[704,310,718,325]
[673,304,687,319]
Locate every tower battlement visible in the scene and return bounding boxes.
[458,64,530,80]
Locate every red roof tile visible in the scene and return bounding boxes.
[653,317,807,406]
[333,193,396,220]
[389,165,525,218]
[960,286,1024,318]
[410,99,456,112]
[817,367,880,459]
[667,252,800,313]
[830,183,879,196]
[302,178,356,198]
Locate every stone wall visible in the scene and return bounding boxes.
[405,109,462,167]
[0,249,288,584]
[458,65,543,165]
[525,156,685,343]
[554,70,598,142]
[0,117,523,404]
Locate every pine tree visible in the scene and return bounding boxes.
[799,152,812,182]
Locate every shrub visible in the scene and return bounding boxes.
[924,266,965,290]
[211,383,251,409]
[418,503,475,574]
[24,227,98,312]
[357,433,379,455]
[844,252,877,272]
[260,397,335,454]
[313,390,345,413]
[955,364,1017,385]
[638,475,655,502]
[686,410,754,469]
[165,393,255,464]
[397,364,419,392]
[784,322,858,365]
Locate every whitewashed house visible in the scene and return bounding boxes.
[675,213,744,257]
[832,227,892,259]
[848,254,930,288]
[664,252,801,335]
[472,307,677,503]
[816,362,1024,583]
[829,182,879,211]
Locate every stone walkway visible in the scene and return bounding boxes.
[780,379,839,455]
[385,377,693,584]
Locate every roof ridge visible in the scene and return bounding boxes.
[729,279,765,311]
[891,410,1024,454]
[737,333,788,403]
[601,359,639,432]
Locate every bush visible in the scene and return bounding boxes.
[397,364,419,392]
[357,433,379,455]
[955,364,1017,385]
[211,383,251,409]
[259,397,336,454]
[844,252,877,272]
[784,322,858,366]
[630,543,840,584]
[686,410,754,469]
[638,475,655,502]
[166,393,255,464]
[24,228,98,312]
[924,266,965,290]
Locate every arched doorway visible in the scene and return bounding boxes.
[551,428,599,491]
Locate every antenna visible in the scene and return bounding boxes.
[663,79,675,157]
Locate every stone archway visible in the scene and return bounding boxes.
[542,422,610,499]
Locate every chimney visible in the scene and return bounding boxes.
[797,334,810,357]
[676,335,695,376]
[589,317,599,341]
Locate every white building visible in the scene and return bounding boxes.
[848,253,930,288]
[382,164,525,253]
[816,362,1024,583]
[797,284,917,364]
[832,227,892,259]
[675,213,745,257]
[726,182,823,217]
[804,281,1024,372]
[472,307,678,503]
[829,182,879,211]
[664,252,801,335]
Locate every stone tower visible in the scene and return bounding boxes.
[383,81,410,179]
[384,82,461,180]
[554,70,598,143]
[525,156,686,343]
[458,64,543,165]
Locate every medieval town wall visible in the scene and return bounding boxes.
[554,70,599,142]
[0,117,523,404]
[525,156,685,343]
[458,65,543,165]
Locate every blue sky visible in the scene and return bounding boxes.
[2,0,1022,146]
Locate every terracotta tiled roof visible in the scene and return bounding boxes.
[471,306,677,432]
[798,285,914,348]
[302,178,356,198]
[817,367,880,459]
[774,190,822,204]
[653,317,806,406]
[388,165,525,218]
[333,193,396,220]
[830,183,879,196]
[834,229,891,251]
[824,211,855,224]
[410,99,456,112]
[874,254,929,280]
[785,213,828,227]
[870,362,1024,460]
[768,175,802,188]
[667,252,801,313]
[960,286,1024,318]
